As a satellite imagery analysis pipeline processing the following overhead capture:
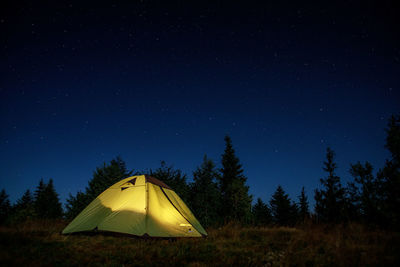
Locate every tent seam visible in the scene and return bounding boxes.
[159,186,203,236]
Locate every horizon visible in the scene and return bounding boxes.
[0,130,394,208]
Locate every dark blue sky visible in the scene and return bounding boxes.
[1,2,399,206]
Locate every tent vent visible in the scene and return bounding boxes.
[120,178,137,190]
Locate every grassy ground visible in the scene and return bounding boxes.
[0,220,399,266]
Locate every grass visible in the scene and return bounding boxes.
[0,220,399,266]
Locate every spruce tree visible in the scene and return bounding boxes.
[314,147,346,223]
[218,135,252,223]
[34,179,47,218]
[12,189,35,222]
[346,179,361,221]
[189,155,220,227]
[65,191,89,219]
[34,179,63,219]
[65,156,133,219]
[298,187,309,222]
[0,189,11,224]
[377,114,400,228]
[86,156,133,200]
[150,161,190,202]
[348,162,380,224]
[270,185,296,226]
[16,189,34,209]
[44,179,63,218]
[252,198,272,226]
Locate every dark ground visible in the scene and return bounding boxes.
[0,220,399,266]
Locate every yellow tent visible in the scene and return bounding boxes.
[62,175,207,237]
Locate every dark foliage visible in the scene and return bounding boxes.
[65,191,90,219]
[86,156,133,200]
[34,179,63,219]
[252,198,272,226]
[377,114,400,228]
[314,147,346,223]
[189,155,221,227]
[0,189,11,224]
[347,162,381,224]
[33,179,46,217]
[65,156,133,219]
[270,185,297,226]
[10,189,35,223]
[150,161,190,202]
[298,187,310,222]
[218,135,252,223]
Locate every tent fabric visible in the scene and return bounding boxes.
[162,188,207,236]
[62,175,207,237]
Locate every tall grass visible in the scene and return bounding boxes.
[0,220,399,266]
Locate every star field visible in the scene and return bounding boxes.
[0,2,399,207]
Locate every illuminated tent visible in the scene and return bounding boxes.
[62,175,207,237]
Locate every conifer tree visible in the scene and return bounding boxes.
[347,162,380,224]
[34,179,63,219]
[16,189,34,209]
[252,198,272,226]
[298,187,309,221]
[150,161,190,202]
[65,191,89,219]
[218,135,252,223]
[65,156,133,219]
[44,179,63,218]
[189,155,220,227]
[314,147,346,223]
[86,156,133,200]
[34,179,47,217]
[0,189,11,224]
[270,185,296,226]
[12,189,35,222]
[377,114,400,228]
[346,179,361,221]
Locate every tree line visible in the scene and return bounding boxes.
[0,179,63,224]
[0,115,399,229]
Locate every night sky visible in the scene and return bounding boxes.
[1,2,399,207]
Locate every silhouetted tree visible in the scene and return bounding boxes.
[11,189,35,222]
[298,187,310,222]
[34,179,47,217]
[0,189,11,224]
[252,198,272,226]
[34,179,63,219]
[314,147,346,223]
[150,161,190,202]
[189,155,221,227]
[44,179,63,218]
[345,179,361,222]
[270,185,297,226]
[65,191,90,219]
[16,189,34,210]
[347,162,381,224]
[65,156,133,219]
[86,156,133,200]
[218,136,252,223]
[377,114,400,228]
